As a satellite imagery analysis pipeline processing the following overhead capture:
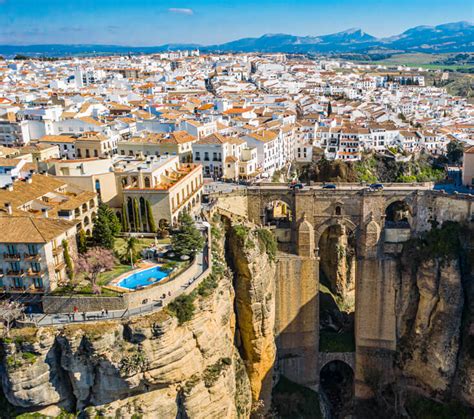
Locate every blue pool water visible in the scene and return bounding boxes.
[117,266,169,290]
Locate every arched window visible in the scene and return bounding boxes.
[335,206,342,216]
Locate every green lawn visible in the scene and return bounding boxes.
[356,53,474,71]
[114,237,170,256]
[50,264,133,297]
[319,330,355,353]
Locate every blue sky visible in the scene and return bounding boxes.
[0,0,472,45]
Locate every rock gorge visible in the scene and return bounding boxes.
[0,212,473,418]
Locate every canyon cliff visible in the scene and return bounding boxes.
[0,217,277,418]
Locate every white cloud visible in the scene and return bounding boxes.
[168,8,194,15]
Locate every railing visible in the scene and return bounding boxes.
[52,246,63,256]
[23,253,41,261]
[6,269,24,276]
[3,253,21,261]
[54,262,66,271]
[25,227,212,328]
[26,270,44,277]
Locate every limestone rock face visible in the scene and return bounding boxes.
[1,278,252,418]
[397,258,464,395]
[0,328,71,409]
[228,225,276,408]
[453,278,474,406]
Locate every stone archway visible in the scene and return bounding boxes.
[319,360,354,418]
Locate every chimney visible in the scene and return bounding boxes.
[4,202,12,215]
[41,208,49,218]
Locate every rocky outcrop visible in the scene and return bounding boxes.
[397,256,465,396]
[1,276,252,418]
[228,224,276,409]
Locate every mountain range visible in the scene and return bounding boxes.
[0,21,472,57]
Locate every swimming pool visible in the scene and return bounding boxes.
[116,266,168,290]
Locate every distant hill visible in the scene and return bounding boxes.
[0,21,472,57]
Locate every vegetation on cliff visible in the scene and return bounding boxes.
[272,376,322,419]
[300,153,445,183]
[402,220,463,263]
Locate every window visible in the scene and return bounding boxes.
[31,262,41,273]
[28,244,38,255]
[94,150,98,157]
[195,152,200,161]
[13,277,23,288]
[10,262,21,272]
[6,244,17,254]
[33,277,43,288]
[204,152,209,161]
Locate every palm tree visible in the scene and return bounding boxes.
[124,236,139,267]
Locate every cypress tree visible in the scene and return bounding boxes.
[77,229,88,254]
[327,101,332,117]
[146,200,157,233]
[62,239,74,280]
[133,198,140,232]
[122,202,129,232]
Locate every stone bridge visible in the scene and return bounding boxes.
[211,185,473,397]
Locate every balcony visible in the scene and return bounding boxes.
[26,270,44,278]
[9,287,27,293]
[52,246,63,256]
[55,261,66,271]
[6,269,24,276]
[24,253,41,261]
[3,253,21,261]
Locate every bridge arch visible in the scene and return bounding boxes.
[319,359,354,417]
[384,199,413,227]
[315,217,357,246]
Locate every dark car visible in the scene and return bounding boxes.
[370,183,384,191]
[322,184,337,190]
[289,182,304,190]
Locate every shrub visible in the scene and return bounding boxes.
[256,228,277,262]
[319,331,355,353]
[403,221,462,263]
[197,274,219,297]
[119,352,149,376]
[203,358,232,387]
[406,395,470,419]
[167,294,196,324]
[21,352,37,364]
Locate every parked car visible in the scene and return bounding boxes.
[370,183,384,191]
[289,182,304,190]
[322,183,337,190]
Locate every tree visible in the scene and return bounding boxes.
[146,200,156,233]
[76,247,116,294]
[327,101,332,117]
[446,141,464,165]
[122,202,129,232]
[123,236,139,265]
[92,203,121,249]
[62,239,74,280]
[0,301,25,336]
[77,229,88,254]
[133,198,140,232]
[171,212,205,257]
